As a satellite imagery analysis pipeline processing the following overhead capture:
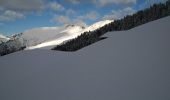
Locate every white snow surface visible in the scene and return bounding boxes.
[1,17,170,100]
[24,20,113,50]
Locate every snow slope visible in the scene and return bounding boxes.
[82,20,113,32]
[0,16,170,100]
[21,25,84,47]
[25,20,113,50]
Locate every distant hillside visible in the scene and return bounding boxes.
[26,20,113,50]
[0,20,112,56]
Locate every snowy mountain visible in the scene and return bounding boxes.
[0,34,25,56]
[0,20,113,56]
[0,16,170,100]
[21,25,84,47]
[23,25,85,49]
[22,20,113,50]
[0,34,9,43]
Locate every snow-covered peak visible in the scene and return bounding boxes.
[25,20,113,50]
[20,25,85,48]
[60,25,84,35]
[6,20,113,50]
[65,24,86,29]
[83,20,114,32]
[0,34,10,43]
[0,34,7,39]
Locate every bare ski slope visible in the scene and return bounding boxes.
[0,16,170,100]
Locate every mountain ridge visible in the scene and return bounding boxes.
[24,20,113,50]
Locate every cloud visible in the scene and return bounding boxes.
[0,0,65,22]
[78,11,99,20]
[96,0,137,6]
[47,2,65,11]
[52,15,70,24]
[51,15,87,27]
[103,7,136,20]
[0,10,25,22]
[86,11,99,20]
[65,0,81,4]
[51,10,100,27]
[0,0,65,12]
[73,19,87,27]
[65,0,136,6]
[66,9,76,16]
[0,0,45,12]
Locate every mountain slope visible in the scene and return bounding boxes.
[21,25,84,47]
[0,16,170,100]
[0,20,113,56]
[0,34,9,43]
[82,20,113,32]
[25,20,113,50]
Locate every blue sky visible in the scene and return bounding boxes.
[0,0,166,36]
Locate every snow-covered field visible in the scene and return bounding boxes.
[0,16,170,100]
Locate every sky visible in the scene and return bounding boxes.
[0,0,167,36]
